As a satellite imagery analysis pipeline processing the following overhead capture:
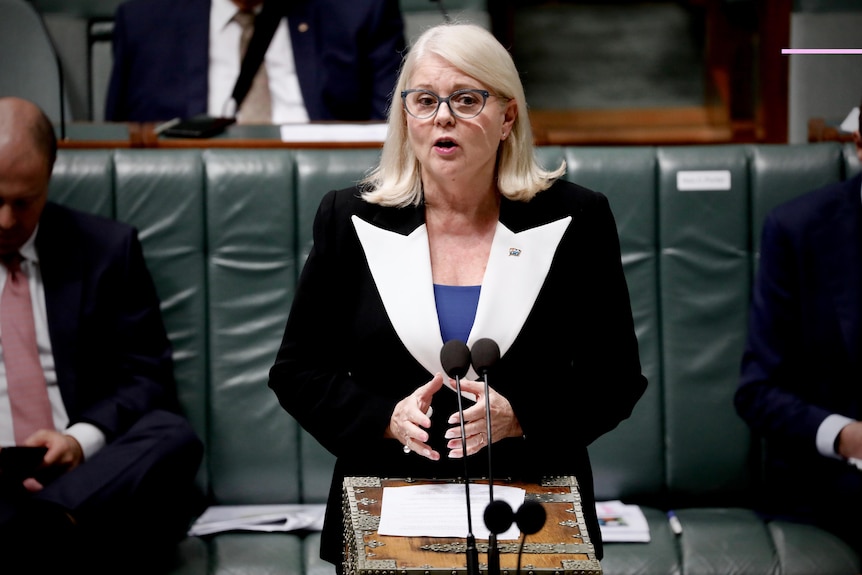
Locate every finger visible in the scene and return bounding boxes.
[457,378,483,397]
[445,430,482,451]
[405,438,440,461]
[413,373,444,426]
[459,401,485,422]
[447,433,486,459]
[26,431,61,464]
[444,421,482,442]
[22,477,44,493]
[445,378,481,403]
[427,372,445,393]
[405,399,433,432]
[402,419,430,446]
[447,404,484,426]
[417,373,445,400]
[22,429,51,448]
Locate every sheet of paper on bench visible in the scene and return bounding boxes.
[377,483,525,540]
[595,500,650,543]
[280,123,388,143]
[187,504,325,536]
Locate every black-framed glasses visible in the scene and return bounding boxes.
[401,89,492,119]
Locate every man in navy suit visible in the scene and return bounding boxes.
[0,97,203,572]
[105,0,406,123]
[735,111,862,556]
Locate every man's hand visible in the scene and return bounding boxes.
[21,430,84,492]
[836,421,862,461]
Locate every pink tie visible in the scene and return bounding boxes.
[2,254,53,445]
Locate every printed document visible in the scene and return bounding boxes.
[377,483,525,540]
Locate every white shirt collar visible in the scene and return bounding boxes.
[211,0,261,31]
[19,224,39,264]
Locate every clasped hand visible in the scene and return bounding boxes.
[386,373,522,460]
[20,430,84,492]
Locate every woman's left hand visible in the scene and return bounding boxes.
[444,378,522,458]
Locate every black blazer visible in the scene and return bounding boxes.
[36,202,176,440]
[269,179,647,563]
[736,173,862,524]
[105,0,406,122]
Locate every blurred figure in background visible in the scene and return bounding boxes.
[0,97,202,573]
[106,0,406,123]
[736,99,862,558]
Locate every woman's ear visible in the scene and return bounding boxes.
[501,99,517,140]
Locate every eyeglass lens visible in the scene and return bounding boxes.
[403,90,488,119]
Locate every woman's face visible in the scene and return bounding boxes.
[404,55,516,190]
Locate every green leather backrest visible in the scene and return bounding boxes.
[658,145,753,504]
[564,146,664,503]
[204,149,300,504]
[749,143,843,260]
[114,149,211,493]
[293,148,382,502]
[49,150,114,218]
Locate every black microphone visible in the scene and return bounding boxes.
[472,337,501,575]
[483,499,546,536]
[483,496,548,575]
[515,500,546,575]
[440,339,479,575]
[483,499,514,535]
[516,500,546,535]
[430,0,452,23]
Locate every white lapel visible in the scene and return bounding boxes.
[352,214,572,381]
[352,216,444,376]
[469,217,571,371]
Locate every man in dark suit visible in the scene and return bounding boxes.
[735,114,862,556]
[0,97,203,572]
[105,0,406,123]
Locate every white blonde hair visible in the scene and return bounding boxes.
[361,22,565,207]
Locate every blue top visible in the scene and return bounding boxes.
[434,284,481,344]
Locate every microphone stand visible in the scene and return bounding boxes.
[442,340,479,575]
[472,338,501,575]
[454,372,480,575]
[483,371,500,575]
[431,0,452,23]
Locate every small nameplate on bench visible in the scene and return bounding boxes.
[676,170,732,191]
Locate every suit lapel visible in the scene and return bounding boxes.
[821,180,862,362]
[470,217,571,366]
[35,204,82,414]
[352,216,441,375]
[286,1,318,119]
[185,0,213,117]
[352,212,571,379]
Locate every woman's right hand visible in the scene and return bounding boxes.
[386,373,445,461]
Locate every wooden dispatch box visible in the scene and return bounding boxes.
[342,476,602,575]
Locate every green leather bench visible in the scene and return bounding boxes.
[49,143,862,575]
